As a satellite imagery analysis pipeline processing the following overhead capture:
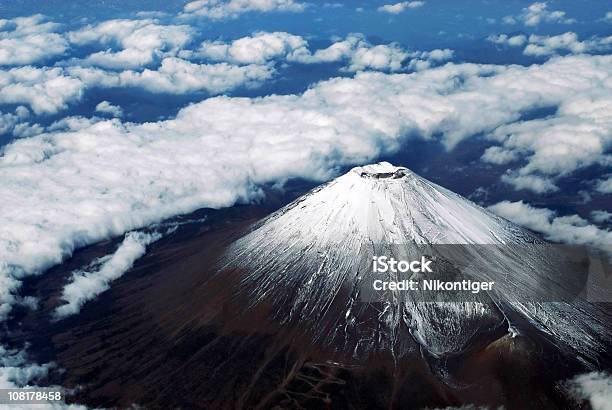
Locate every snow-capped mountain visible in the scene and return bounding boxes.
[219,162,610,364]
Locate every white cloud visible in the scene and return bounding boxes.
[135,11,170,19]
[11,122,43,139]
[1,54,612,322]
[502,15,517,25]
[0,66,84,114]
[95,100,123,117]
[55,231,161,318]
[488,201,612,252]
[197,31,309,64]
[524,32,586,56]
[0,110,19,135]
[68,19,194,69]
[293,34,411,72]
[180,0,305,20]
[0,14,68,66]
[481,146,518,164]
[500,173,559,193]
[566,372,612,410]
[344,42,409,72]
[115,57,275,94]
[505,2,575,27]
[378,1,425,14]
[406,48,454,71]
[490,31,612,57]
[483,67,612,193]
[604,11,612,23]
[591,210,612,224]
[197,32,419,73]
[0,30,452,115]
[0,58,274,115]
[487,34,527,47]
[596,175,612,194]
[524,32,612,57]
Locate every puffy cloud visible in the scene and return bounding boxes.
[10,122,43,139]
[488,201,612,252]
[604,12,612,23]
[596,175,612,194]
[1,54,612,322]
[0,111,19,135]
[406,48,454,71]
[197,32,419,73]
[0,14,68,66]
[180,0,305,20]
[55,231,161,318]
[524,32,612,57]
[480,146,518,164]
[500,173,559,193]
[70,58,274,95]
[293,34,411,72]
[524,32,586,56]
[378,1,425,14]
[115,57,275,94]
[196,31,309,64]
[0,66,84,114]
[487,34,527,47]
[0,30,450,115]
[489,31,612,57]
[95,100,123,117]
[68,19,194,69]
[343,42,410,72]
[591,210,612,224]
[0,58,274,115]
[565,372,612,410]
[504,2,575,27]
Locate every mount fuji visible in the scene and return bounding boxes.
[37,162,611,409]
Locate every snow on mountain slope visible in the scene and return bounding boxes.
[220,162,611,363]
